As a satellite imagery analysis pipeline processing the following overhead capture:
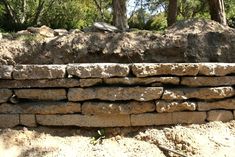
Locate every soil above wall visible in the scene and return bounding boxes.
[0,19,235,65]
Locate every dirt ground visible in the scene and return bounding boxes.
[0,121,235,157]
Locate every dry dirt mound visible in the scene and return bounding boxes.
[0,121,235,157]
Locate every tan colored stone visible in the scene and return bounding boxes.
[156,101,196,113]
[36,114,130,127]
[0,65,13,79]
[82,101,155,115]
[233,110,235,119]
[67,63,130,78]
[181,76,235,87]
[0,102,81,114]
[68,87,163,101]
[172,112,206,124]
[27,25,55,37]
[207,110,233,122]
[0,114,19,128]
[0,89,12,103]
[13,65,66,80]
[0,79,80,88]
[15,89,67,100]
[103,77,180,85]
[132,63,199,77]
[198,98,235,111]
[79,78,102,87]
[162,87,235,100]
[131,113,172,126]
[199,63,235,76]
[20,114,37,127]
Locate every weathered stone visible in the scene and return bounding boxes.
[131,113,172,126]
[36,114,130,127]
[207,110,233,122]
[93,22,119,32]
[67,63,130,78]
[181,76,235,87]
[15,89,67,100]
[13,65,66,80]
[0,65,13,79]
[172,112,206,124]
[198,98,235,111]
[27,25,55,37]
[82,101,155,115]
[20,114,37,127]
[0,102,81,114]
[103,77,180,85]
[233,110,235,119]
[54,29,68,36]
[0,114,19,128]
[162,87,235,100]
[199,63,235,76]
[132,63,199,77]
[0,89,12,103]
[79,78,102,87]
[156,101,196,113]
[0,79,80,88]
[68,87,163,101]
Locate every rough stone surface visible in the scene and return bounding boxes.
[207,110,233,122]
[0,102,81,114]
[162,87,235,100]
[156,101,196,113]
[0,89,12,103]
[132,63,199,77]
[0,65,13,79]
[79,79,102,87]
[68,87,163,101]
[15,89,67,100]
[131,113,172,126]
[199,63,235,76]
[0,114,19,128]
[36,114,130,127]
[172,112,206,124]
[20,114,37,127]
[181,76,235,87]
[27,25,55,37]
[67,63,130,78]
[0,79,80,88]
[13,65,66,80]
[82,101,155,115]
[103,77,180,86]
[198,98,235,111]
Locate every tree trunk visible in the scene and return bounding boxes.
[208,0,227,25]
[167,0,178,27]
[112,0,129,31]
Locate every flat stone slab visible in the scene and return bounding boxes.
[162,87,235,100]
[0,114,19,128]
[67,63,130,78]
[132,63,199,77]
[0,79,80,88]
[79,78,102,87]
[82,101,155,115]
[0,65,13,79]
[68,87,163,101]
[103,77,180,85]
[36,114,130,127]
[199,63,235,76]
[20,114,37,127]
[172,112,206,124]
[15,89,67,100]
[198,98,235,111]
[181,76,235,87]
[0,89,12,103]
[207,110,233,122]
[0,102,81,114]
[156,101,196,113]
[13,65,66,79]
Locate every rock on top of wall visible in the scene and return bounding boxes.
[199,63,235,76]
[67,63,130,78]
[0,65,13,79]
[13,65,66,80]
[132,63,199,77]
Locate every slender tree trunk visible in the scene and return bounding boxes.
[112,0,129,31]
[167,0,178,27]
[208,0,227,25]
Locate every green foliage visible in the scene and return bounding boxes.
[145,13,167,30]
[90,129,106,145]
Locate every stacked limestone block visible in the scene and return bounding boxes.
[0,63,234,128]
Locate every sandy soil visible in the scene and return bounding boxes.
[1,120,235,157]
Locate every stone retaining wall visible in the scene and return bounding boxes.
[0,63,235,128]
